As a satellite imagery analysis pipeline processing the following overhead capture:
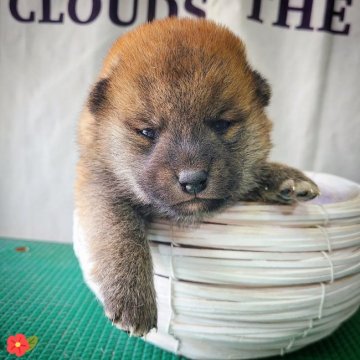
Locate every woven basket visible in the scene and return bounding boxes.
[144,173,360,359]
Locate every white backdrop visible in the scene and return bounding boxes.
[0,0,359,243]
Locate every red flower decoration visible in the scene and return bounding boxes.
[7,334,30,357]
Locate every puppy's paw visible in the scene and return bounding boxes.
[104,290,157,337]
[277,178,320,203]
[256,165,320,205]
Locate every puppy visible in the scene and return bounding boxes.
[75,18,319,336]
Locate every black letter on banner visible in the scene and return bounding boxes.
[109,0,138,26]
[273,0,314,30]
[68,0,101,24]
[247,0,263,23]
[185,0,206,18]
[9,0,35,22]
[148,0,178,22]
[39,0,64,23]
[318,0,351,35]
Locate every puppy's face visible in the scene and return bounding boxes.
[88,19,272,220]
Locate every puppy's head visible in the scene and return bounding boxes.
[84,18,272,220]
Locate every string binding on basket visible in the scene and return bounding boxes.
[280,317,315,356]
[318,282,326,319]
[302,319,314,338]
[280,249,334,355]
[317,225,332,252]
[318,204,330,226]
[167,226,181,354]
[321,251,335,283]
[280,337,295,356]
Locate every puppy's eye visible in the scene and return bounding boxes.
[210,120,232,134]
[139,128,156,139]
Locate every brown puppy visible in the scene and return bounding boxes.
[75,18,319,336]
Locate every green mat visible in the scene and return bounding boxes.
[0,237,359,360]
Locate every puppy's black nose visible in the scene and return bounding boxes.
[178,170,208,195]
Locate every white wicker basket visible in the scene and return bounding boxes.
[144,172,360,359]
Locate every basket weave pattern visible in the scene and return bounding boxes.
[145,173,360,359]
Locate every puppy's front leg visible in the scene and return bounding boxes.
[246,162,320,204]
[76,189,157,336]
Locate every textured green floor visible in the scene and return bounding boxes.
[0,238,359,360]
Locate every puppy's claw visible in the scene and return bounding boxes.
[279,179,295,201]
[105,307,157,337]
[277,179,320,203]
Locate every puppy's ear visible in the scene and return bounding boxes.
[252,71,271,107]
[88,78,110,115]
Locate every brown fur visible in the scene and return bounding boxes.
[75,18,319,335]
